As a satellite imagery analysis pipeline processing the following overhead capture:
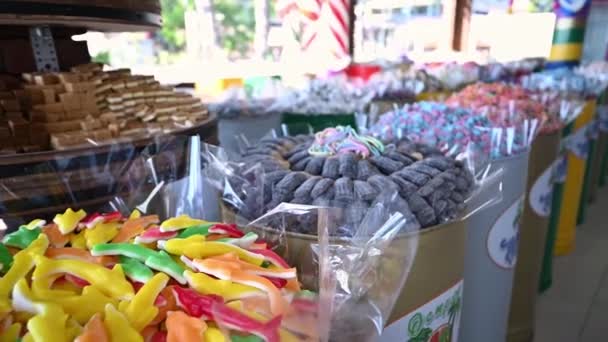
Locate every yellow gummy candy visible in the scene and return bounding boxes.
[203,327,226,342]
[70,231,87,249]
[118,273,168,331]
[103,304,143,342]
[85,222,119,249]
[13,279,69,342]
[66,318,83,341]
[159,215,208,232]
[25,219,46,230]
[54,209,87,235]
[0,322,21,342]
[184,271,261,301]
[45,286,118,325]
[0,235,48,304]
[161,236,264,266]
[129,210,141,219]
[33,257,133,301]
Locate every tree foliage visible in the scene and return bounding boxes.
[159,0,194,51]
[214,0,255,57]
[159,0,256,57]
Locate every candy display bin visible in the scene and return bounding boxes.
[508,132,560,342]
[588,131,607,200]
[282,112,357,135]
[460,151,530,342]
[221,202,467,341]
[554,99,596,256]
[416,91,451,102]
[577,100,598,224]
[218,112,283,154]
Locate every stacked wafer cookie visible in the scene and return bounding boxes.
[87,63,208,140]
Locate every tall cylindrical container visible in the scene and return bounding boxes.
[460,151,530,342]
[554,100,596,255]
[508,132,560,342]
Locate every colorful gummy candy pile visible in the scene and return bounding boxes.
[0,209,317,342]
[368,102,493,156]
[445,82,558,134]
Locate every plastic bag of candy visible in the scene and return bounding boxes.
[268,78,375,116]
[446,82,585,137]
[203,125,504,236]
[522,68,608,99]
[0,133,421,341]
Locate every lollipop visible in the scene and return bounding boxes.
[368,101,493,157]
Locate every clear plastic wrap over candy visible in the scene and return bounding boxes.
[235,199,420,341]
[202,128,505,340]
[0,134,425,341]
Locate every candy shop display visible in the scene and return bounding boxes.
[368,102,494,157]
[0,210,320,341]
[206,126,506,342]
[232,126,474,235]
[421,62,481,91]
[363,70,424,102]
[0,63,210,152]
[270,79,374,115]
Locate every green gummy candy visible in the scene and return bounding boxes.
[231,335,264,342]
[176,223,214,239]
[92,243,186,284]
[2,226,41,250]
[0,244,13,274]
[119,255,153,283]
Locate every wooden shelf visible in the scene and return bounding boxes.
[0,1,161,32]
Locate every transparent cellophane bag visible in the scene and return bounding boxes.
[0,134,424,342]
